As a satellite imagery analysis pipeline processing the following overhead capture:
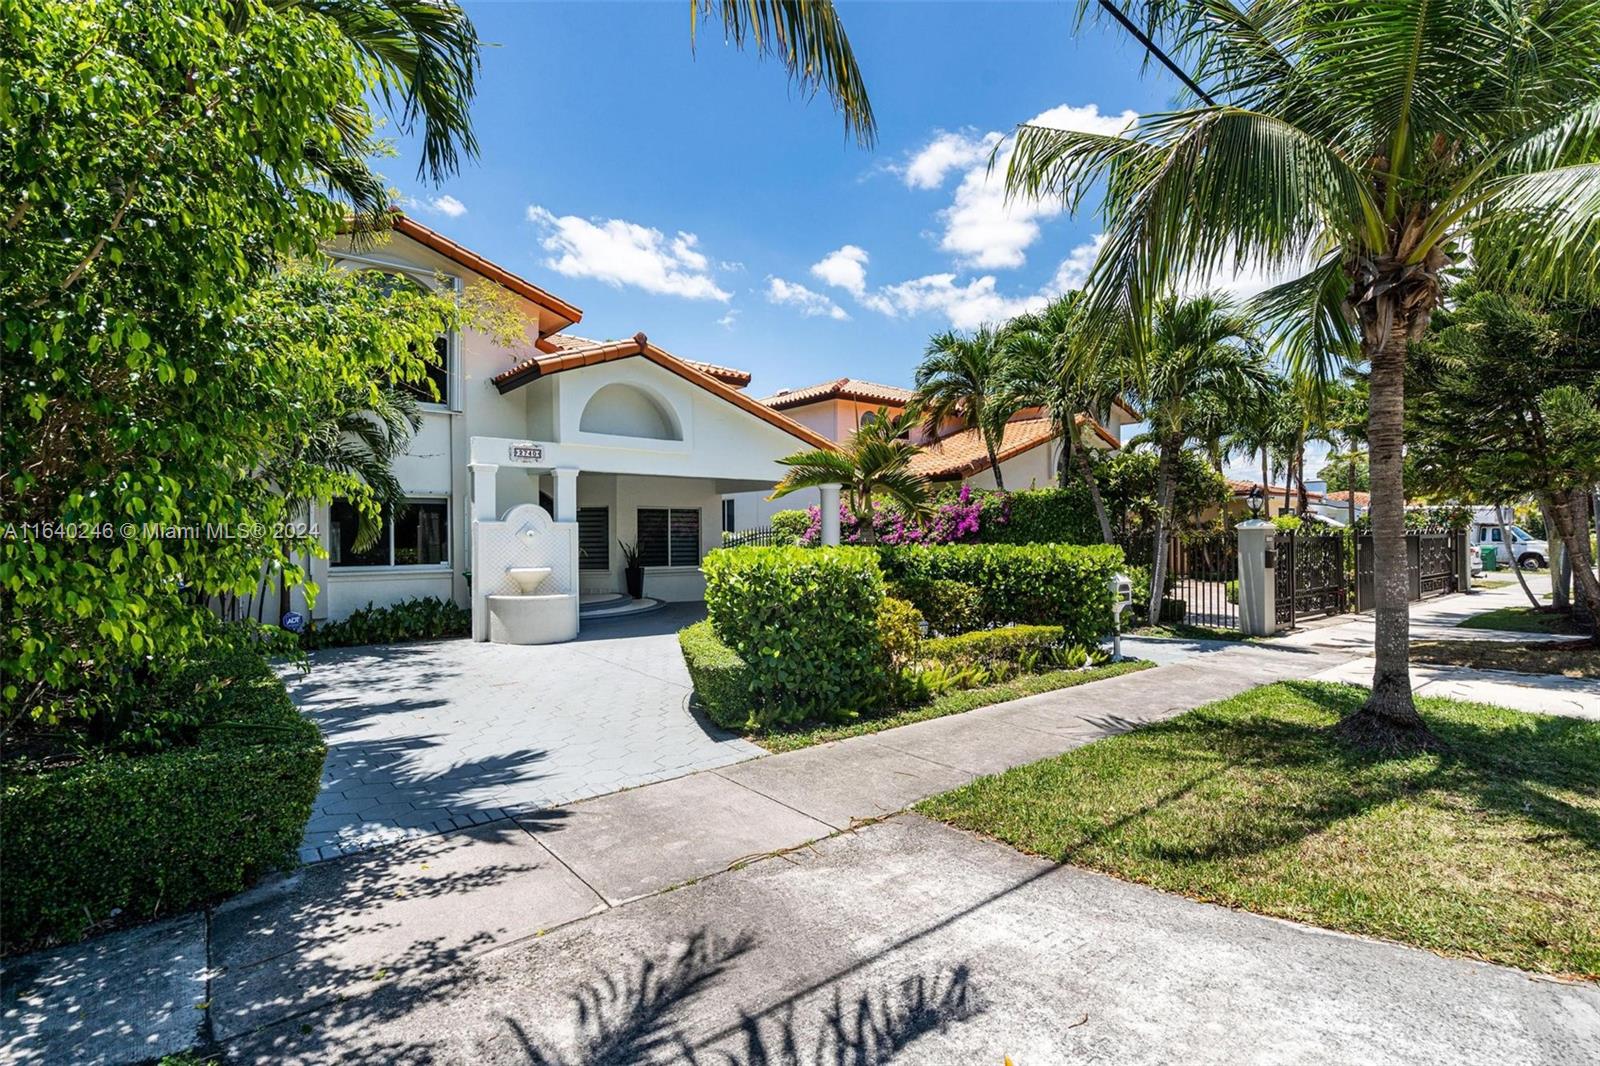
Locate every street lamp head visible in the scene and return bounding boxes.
[1246,486,1264,519]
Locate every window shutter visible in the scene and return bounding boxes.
[669,509,701,566]
[577,508,610,571]
[636,509,669,567]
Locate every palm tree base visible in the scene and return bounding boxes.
[1332,695,1447,755]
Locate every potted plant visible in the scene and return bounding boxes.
[618,539,644,599]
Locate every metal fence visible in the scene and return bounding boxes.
[1275,531,1348,629]
[1119,529,1239,629]
[1355,530,1462,611]
[721,527,787,548]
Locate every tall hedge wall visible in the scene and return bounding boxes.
[702,546,886,727]
[877,543,1124,646]
[1,646,325,952]
[973,485,1100,545]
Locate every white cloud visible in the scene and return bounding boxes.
[804,233,1108,330]
[765,277,850,320]
[809,245,871,297]
[904,104,1137,271]
[872,274,1046,331]
[900,130,1003,190]
[428,194,467,218]
[402,193,469,218]
[1042,233,1108,293]
[716,309,740,329]
[525,205,731,301]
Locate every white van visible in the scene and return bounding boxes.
[1469,508,1549,569]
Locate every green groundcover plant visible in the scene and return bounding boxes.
[301,596,469,650]
[1,642,325,953]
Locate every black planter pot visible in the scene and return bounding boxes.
[624,565,644,600]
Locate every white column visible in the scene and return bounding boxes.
[552,467,578,523]
[468,462,498,522]
[819,484,842,546]
[1236,519,1276,636]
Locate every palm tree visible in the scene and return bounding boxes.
[269,382,424,618]
[1126,294,1268,625]
[1226,370,1292,504]
[1005,1,1600,749]
[768,407,930,546]
[915,326,1018,491]
[1002,294,1124,541]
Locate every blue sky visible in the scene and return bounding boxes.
[385,1,1185,396]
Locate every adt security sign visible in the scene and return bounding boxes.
[280,611,306,634]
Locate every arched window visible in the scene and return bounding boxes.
[578,383,682,440]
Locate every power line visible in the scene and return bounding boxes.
[1097,0,1217,107]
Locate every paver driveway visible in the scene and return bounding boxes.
[284,604,760,861]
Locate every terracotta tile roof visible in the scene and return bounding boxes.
[906,414,1117,480]
[1321,489,1370,506]
[387,214,582,326]
[536,333,751,387]
[761,378,915,410]
[490,333,831,450]
[1229,479,1326,501]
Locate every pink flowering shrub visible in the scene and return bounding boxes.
[799,485,1009,546]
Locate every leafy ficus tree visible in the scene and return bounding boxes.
[1409,284,1600,640]
[1007,0,1600,750]
[0,0,481,728]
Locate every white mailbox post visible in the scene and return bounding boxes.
[1108,572,1135,661]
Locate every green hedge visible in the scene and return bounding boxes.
[877,543,1124,645]
[924,624,1074,669]
[301,595,468,650]
[978,486,1100,545]
[770,509,812,544]
[702,546,886,727]
[1,646,326,952]
[679,620,754,729]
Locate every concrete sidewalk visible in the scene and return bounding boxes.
[8,579,1593,1064]
[3,638,1351,1064]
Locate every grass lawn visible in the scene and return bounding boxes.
[1411,638,1598,679]
[750,660,1152,754]
[1458,606,1589,634]
[1473,575,1518,589]
[919,681,1600,978]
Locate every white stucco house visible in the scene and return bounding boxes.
[724,378,1136,531]
[303,214,838,629]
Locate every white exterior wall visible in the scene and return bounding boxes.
[301,233,813,620]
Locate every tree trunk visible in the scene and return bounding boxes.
[1076,445,1114,544]
[1539,495,1569,612]
[986,435,1006,492]
[1295,432,1308,514]
[1057,417,1072,489]
[1336,309,1437,750]
[1547,489,1600,640]
[859,486,875,546]
[1146,437,1180,625]
[1499,504,1540,610]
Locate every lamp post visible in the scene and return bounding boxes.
[1246,485,1265,520]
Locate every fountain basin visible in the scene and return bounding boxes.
[487,592,578,644]
[506,566,553,593]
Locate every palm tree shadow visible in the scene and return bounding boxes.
[501,930,981,1066]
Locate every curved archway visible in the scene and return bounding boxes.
[578,383,682,440]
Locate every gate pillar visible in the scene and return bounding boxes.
[1237,520,1277,636]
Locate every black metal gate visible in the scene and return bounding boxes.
[1276,531,1349,629]
[1162,530,1239,629]
[1355,531,1462,611]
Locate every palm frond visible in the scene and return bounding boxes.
[692,0,876,146]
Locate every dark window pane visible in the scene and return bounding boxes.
[393,500,448,565]
[401,335,450,405]
[577,508,610,571]
[722,499,736,533]
[636,509,669,568]
[330,498,389,567]
[669,509,700,566]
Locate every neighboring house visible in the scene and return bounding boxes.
[1219,480,1328,521]
[723,378,1133,530]
[1312,490,1370,524]
[301,214,832,621]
